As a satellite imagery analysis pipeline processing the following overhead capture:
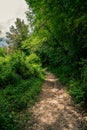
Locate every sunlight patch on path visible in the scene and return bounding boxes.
[27,72,87,130]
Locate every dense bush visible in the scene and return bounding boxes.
[0,49,44,130]
[0,51,43,88]
[0,48,6,57]
[0,50,44,130]
[25,53,43,77]
[0,77,43,130]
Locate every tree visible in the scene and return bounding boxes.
[25,0,87,103]
[25,0,87,67]
[6,18,29,50]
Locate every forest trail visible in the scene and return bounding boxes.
[27,72,87,130]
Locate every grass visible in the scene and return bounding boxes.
[0,77,44,130]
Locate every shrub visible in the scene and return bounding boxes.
[0,57,20,87]
[81,60,87,103]
[68,80,85,103]
[0,48,6,57]
[0,51,43,88]
[9,51,30,79]
[0,77,43,130]
[26,53,41,64]
[25,53,43,78]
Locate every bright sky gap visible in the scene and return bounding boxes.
[0,0,28,37]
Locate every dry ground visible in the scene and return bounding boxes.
[26,72,87,130]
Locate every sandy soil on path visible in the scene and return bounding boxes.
[27,72,87,130]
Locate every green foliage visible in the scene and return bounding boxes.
[80,60,87,103]
[68,80,85,103]
[25,0,87,105]
[26,53,40,64]
[0,50,44,130]
[0,56,20,87]
[0,78,43,130]
[25,53,43,78]
[9,51,30,79]
[6,18,29,50]
[0,0,86,129]
[0,51,43,88]
[66,60,87,104]
[0,44,44,129]
[0,114,20,130]
[0,48,6,57]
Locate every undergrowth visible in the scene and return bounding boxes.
[0,78,44,130]
[0,51,44,130]
[48,65,87,106]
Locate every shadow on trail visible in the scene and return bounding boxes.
[27,72,87,130]
[43,106,87,130]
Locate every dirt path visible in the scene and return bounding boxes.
[27,72,87,130]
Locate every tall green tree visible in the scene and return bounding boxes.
[25,0,87,67]
[25,0,87,103]
[6,18,29,50]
